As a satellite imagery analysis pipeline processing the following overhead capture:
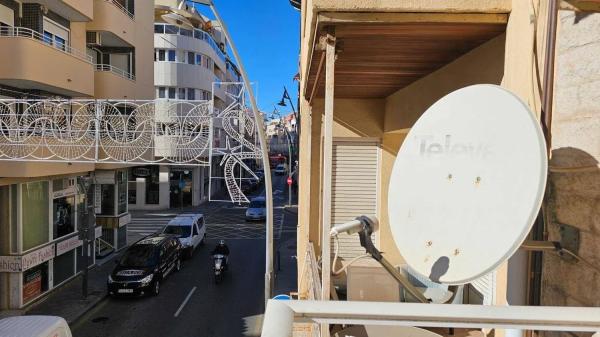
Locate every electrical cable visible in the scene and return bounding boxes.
[331,235,370,276]
[559,248,600,276]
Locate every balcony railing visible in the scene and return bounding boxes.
[109,0,135,20]
[154,23,227,62]
[0,26,93,63]
[95,64,136,81]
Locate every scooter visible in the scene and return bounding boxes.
[213,254,227,284]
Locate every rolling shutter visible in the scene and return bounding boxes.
[331,139,379,260]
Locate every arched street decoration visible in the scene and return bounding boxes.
[0,83,262,203]
[209,82,261,204]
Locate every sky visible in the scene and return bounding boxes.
[193,1,300,119]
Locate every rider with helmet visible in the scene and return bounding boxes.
[211,240,230,269]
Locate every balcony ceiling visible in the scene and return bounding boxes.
[305,13,507,99]
[20,0,90,22]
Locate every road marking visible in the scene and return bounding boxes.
[174,286,197,318]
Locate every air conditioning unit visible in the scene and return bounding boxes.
[86,31,101,46]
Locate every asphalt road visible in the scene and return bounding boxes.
[71,173,294,337]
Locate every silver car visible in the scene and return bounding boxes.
[245,197,266,221]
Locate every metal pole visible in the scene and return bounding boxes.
[203,1,275,304]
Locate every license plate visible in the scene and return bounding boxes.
[118,288,134,293]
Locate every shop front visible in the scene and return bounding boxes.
[0,176,102,309]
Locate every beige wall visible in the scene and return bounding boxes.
[133,0,155,99]
[540,10,600,309]
[94,71,137,99]
[86,0,136,46]
[0,38,94,97]
[63,0,94,21]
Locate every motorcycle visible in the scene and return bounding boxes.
[213,254,227,284]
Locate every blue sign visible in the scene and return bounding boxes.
[272,294,291,300]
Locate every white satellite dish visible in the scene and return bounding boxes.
[388,84,547,285]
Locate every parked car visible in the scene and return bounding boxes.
[245,197,266,221]
[108,234,182,297]
[241,178,259,193]
[274,164,287,175]
[0,316,72,337]
[162,213,206,258]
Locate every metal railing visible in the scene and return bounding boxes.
[95,64,136,81]
[109,0,134,20]
[0,26,93,63]
[154,23,227,62]
[261,300,600,337]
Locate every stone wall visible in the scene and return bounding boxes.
[541,10,600,308]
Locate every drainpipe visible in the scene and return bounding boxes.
[541,0,559,155]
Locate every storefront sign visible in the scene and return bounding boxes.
[52,185,77,199]
[95,226,103,239]
[0,256,22,273]
[119,213,131,228]
[22,270,42,303]
[95,170,115,184]
[94,185,101,214]
[56,236,82,257]
[21,244,55,272]
[132,167,150,177]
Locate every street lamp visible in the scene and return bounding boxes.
[77,174,96,299]
[186,0,275,304]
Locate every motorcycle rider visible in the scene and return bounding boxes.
[211,240,230,269]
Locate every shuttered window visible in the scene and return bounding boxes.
[330,139,379,260]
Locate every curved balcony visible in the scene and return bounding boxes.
[0,26,94,97]
[86,0,136,47]
[154,24,227,71]
[154,62,227,102]
[94,64,136,99]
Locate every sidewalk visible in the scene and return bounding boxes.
[19,255,118,325]
[273,205,298,296]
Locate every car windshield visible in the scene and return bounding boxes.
[119,245,158,267]
[249,200,265,208]
[163,225,191,238]
[276,165,285,169]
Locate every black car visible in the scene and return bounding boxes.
[108,234,182,297]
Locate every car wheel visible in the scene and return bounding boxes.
[175,258,182,272]
[152,280,160,296]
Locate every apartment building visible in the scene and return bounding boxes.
[295,0,600,335]
[0,0,153,310]
[127,0,242,210]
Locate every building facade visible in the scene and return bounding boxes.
[296,0,600,335]
[127,0,241,210]
[0,0,153,310]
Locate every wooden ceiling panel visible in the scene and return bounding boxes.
[306,20,506,99]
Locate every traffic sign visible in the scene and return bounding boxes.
[286,177,292,185]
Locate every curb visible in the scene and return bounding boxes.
[65,293,108,325]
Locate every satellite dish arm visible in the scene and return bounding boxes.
[355,216,430,303]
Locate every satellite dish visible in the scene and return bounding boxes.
[161,13,194,29]
[388,85,547,285]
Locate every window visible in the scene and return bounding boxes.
[117,170,127,215]
[55,36,66,51]
[158,87,166,98]
[100,184,115,216]
[180,28,192,37]
[165,24,178,35]
[145,166,160,204]
[192,224,198,236]
[187,88,195,100]
[187,51,194,65]
[53,196,75,240]
[195,54,202,65]
[167,50,176,62]
[22,181,50,251]
[154,24,164,34]
[43,31,53,45]
[178,88,186,100]
[168,87,176,99]
[158,49,165,61]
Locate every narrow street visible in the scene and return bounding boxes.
[70,174,296,337]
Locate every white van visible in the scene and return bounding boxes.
[0,316,72,337]
[162,213,206,258]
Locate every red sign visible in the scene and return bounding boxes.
[287,177,292,185]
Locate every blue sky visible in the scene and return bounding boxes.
[193,1,300,119]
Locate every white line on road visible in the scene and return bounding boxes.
[174,286,197,318]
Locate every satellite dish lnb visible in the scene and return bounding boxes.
[388,85,547,285]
